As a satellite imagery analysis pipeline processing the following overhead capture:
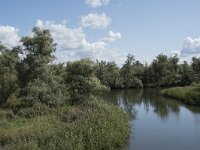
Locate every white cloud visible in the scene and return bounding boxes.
[35,20,124,64]
[102,31,121,43]
[169,37,200,58]
[85,0,110,7]
[168,37,200,63]
[181,37,200,55]
[36,20,106,50]
[55,48,126,66]
[80,13,111,29]
[36,20,121,51]
[0,25,20,47]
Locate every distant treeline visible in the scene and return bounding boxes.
[95,53,200,89]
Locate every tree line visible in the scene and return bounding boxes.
[96,53,200,88]
[0,27,200,107]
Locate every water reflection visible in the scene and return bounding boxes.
[102,88,200,150]
[103,88,183,120]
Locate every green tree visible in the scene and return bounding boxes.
[95,61,123,89]
[0,44,19,105]
[18,27,66,107]
[191,57,200,83]
[120,54,143,88]
[66,59,108,105]
[167,54,181,86]
[151,54,169,86]
[179,61,193,86]
[18,27,56,87]
[22,65,66,107]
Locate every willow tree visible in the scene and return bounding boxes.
[19,27,66,107]
[66,59,108,105]
[18,27,56,87]
[0,44,19,105]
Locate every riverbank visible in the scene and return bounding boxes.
[0,99,130,150]
[161,84,200,106]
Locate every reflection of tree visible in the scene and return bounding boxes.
[102,88,182,120]
[120,89,143,119]
[142,89,180,119]
[187,105,200,114]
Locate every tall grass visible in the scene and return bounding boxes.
[161,84,200,105]
[0,98,130,150]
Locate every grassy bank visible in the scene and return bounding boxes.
[161,84,200,105]
[0,98,130,150]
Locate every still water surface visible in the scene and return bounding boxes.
[103,88,200,150]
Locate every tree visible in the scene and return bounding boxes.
[0,44,19,105]
[120,54,143,88]
[191,57,200,83]
[18,27,56,87]
[66,59,108,105]
[95,61,123,89]
[151,54,169,86]
[179,61,193,86]
[167,54,181,86]
[18,27,66,107]
[22,65,66,107]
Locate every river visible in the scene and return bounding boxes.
[102,88,200,150]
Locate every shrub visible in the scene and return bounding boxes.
[0,99,130,150]
[66,59,109,105]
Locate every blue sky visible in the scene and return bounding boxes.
[1,0,200,64]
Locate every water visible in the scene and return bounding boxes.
[102,88,200,150]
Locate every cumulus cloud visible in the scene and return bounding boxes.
[36,20,121,51]
[36,20,124,64]
[181,37,200,55]
[80,13,111,29]
[169,37,200,62]
[85,0,110,7]
[0,25,20,47]
[36,20,106,50]
[102,31,121,43]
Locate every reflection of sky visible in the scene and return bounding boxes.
[193,114,200,126]
[103,89,200,150]
[126,102,200,150]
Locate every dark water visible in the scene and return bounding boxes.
[102,88,200,150]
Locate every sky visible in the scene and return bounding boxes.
[1,0,200,65]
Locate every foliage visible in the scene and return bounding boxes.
[95,61,123,89]
[18,27,56,88]
[191,57,200,83]
[21,65,66,107]
[120,54,143,88]
[0,44,19,105]
[0,99,130,150]
[161,84,200,105]
[66,59,109,105]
